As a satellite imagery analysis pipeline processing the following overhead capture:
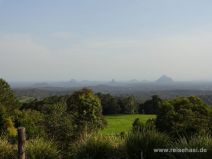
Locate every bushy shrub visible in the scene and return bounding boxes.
[132,118,144,132]
[73,135,126,159]
[125,129,170,159]
[139,95,162,114]
[145,118,156,130]
[44,103,74,151]
[171,134,212,159]
[26,138,60,159]
[156,96,210,137]
[0,138,16,159]
[0,78,19,111]
[14,110,46,139]
[132,118,156,133]
[4,118,17,138]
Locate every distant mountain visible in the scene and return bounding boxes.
[156,75,174,83]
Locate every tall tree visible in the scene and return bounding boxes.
[139,95,162,114]
[96,93,120,115]
[0,78,19,111]
[0,79,19,135]
[66,88,105,133]
[119,96,137,114]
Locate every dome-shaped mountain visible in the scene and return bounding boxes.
[156,75,174,83]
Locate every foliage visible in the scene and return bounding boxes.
[0,137,17,159]
[4,118,17,138]
[73,135,126,159]
[0,115,17,138]
[14,110,45,139]
[171,134,212,159]
[119,96,138,114]
[97,93,139,115]
[20,95,69,112]
[139,95,162,114]
[0,78,19,111]
[0,79,19,136]
[132,118,144,132]
[44,103,74,148]
[96,93,121,115]
[145,118,156,130]
[156,96,210,137]
[67,88,106,134]
[209,111,212,134]
[26,138,60,159]
[3,78,212,159]
[125,129,170,159]
[131,117,156,133]
[0,106,7,133]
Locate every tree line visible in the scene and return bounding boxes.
[20,92,161,115]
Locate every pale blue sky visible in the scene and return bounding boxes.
[1,0,212,81]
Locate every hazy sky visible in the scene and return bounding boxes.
[1,0,212,81]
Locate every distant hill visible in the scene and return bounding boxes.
[156,75,174,83]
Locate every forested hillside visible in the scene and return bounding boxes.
[14,87,212,105]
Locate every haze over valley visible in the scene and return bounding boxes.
[10,75,212,105]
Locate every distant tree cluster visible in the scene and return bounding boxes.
[97,93,162,115]
[156,96,210,137]
[96,93,138,115]
[138,95,162,114]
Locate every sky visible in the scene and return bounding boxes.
[1,0,212,82]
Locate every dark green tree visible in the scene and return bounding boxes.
[14,109,46,139]
[44,103,74,154]
[0,79,19,136]
[96,93,120,115]
[119,96,137,114]
[156,96,210,137]
[139,95,162,114]
[0,105,6,131]
[0,78,19,111]
[132,118,144,132]
[66,88,106,134]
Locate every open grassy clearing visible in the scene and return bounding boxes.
[101,114,156,135]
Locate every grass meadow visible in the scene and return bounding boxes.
[101,114,156,135]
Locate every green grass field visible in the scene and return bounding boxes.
[101,114,156,135]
